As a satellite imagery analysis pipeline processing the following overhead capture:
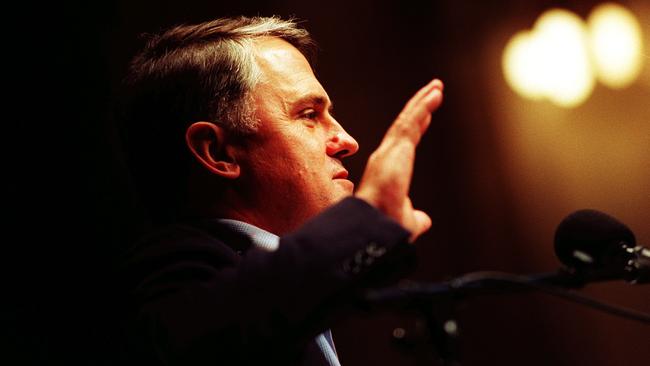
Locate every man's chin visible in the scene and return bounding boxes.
[333,179,355,194]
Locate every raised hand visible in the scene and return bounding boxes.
[355,79,444,242]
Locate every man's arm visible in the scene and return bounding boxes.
[122,198,413,365]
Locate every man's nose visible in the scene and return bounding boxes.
[326,126,359,159]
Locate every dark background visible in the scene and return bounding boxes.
[6,0,649,365]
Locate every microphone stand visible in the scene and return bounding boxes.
[363,270,650,366]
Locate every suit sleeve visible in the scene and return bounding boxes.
[121,197,415,365]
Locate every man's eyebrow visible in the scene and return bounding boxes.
[293,94,334,112]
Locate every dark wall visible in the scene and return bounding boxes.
[7,1,648,365]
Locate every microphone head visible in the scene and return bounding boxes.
[554,209,636,272]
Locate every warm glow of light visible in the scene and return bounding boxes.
[502,31,545,100]
[502,3,646,107]
[588,3,644,89]
[502,9,594,108]
[534,9,595,107]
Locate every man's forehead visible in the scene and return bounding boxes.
[252,37,330,108]
[253,37,309,72]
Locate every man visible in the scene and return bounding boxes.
[119,16,443,365]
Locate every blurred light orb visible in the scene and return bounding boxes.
[502,31,545,100]
[588,3,644,89]
[534,9,594,107]
[503,9,594,108]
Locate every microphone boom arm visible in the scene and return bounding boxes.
[364,270,650,324]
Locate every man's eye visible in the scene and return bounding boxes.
[300,110,319,121]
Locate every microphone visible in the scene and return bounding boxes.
[554,209,649,284]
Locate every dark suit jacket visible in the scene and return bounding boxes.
[118,197,416,365]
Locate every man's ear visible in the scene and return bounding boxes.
[185,122,240,179]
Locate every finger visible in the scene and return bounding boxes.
[409,209,432,243]
[419,87,443,118]
[388,86,443,145]
[403,78,443,112]
[418,88,443,130]
[433,78,444,91]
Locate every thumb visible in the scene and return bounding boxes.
[409,209,432,243]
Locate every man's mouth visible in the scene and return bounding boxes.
[333,170,349,180]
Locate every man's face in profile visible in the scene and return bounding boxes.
[234,37,359,233]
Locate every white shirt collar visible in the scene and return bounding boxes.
[215,219,280,252]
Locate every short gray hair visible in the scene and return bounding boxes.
[125,16,316,134]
